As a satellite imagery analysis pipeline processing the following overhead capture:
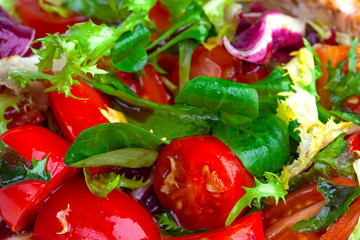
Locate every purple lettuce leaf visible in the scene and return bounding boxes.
[0,6,36,58]
[223,11,306,64]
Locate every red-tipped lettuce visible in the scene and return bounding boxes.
[223,11,305,64]
[0,6,36,58]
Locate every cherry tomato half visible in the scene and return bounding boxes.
[263,177,357,240]
[48,80,125,141]
[153,135,254,230]
[170,212,265,240]
[0,125,78,232]
[32,177,161,240]
[16,0,88,38]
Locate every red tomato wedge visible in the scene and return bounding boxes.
[169,212,265,240]
[32,177,161,240]
[153,135,254,230]
[16,0,88,38]
[0,125,78,232]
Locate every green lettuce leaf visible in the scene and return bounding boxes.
[213,114,290,177]
[225,172,287,226]
[175,76,259,118]
[291,178,360,232]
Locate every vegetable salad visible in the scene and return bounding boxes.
[1,0,360,239]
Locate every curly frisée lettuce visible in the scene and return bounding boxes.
[276,44,351,189]
[225,172,287,226]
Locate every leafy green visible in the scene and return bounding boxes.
[65,122,166,166]
[159,0,192,20]
[0,0,16,16]
[39,0,72,18]
[156,210,207,237]
[225,172,287,226]
[290,133,357,189]
[89,74,219,140]
[291,178,360,232]
[0,142,51,188]
[178,39,198,89]
[66,0,120,23]
[327,37,360,110]
[202,0,232,36]
[83,168,149,198]
[175,76,259,118]
[213,114,290,177]
[0,93,19,135]
[111,25,151,72]
[331,110,360,126]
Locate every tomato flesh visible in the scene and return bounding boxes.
[32,177,161,240]
[169,212,265,240]
[153,135,254,229]
[16,0,88,38]
[0,125,78,232]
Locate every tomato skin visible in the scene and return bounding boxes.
[48,80,114,141]
[263,177,357,240]
[153,135,254,230]
[346,132,360,152]
[32,177,161,240]
[169,212,265,240]
[0,125,77,232]
[16,0,88,38]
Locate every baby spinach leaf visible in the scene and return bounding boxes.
[331,110,360,126]
[68,148,158,168]
[0,142,51,188]
[226,172,287,226]
[213,114,290,177]
[89,74,219,140]
[111,25,151,72]
[175,76,259,118]
[327,37,360,110]
[65,122,165,166]
[291,178,360,232]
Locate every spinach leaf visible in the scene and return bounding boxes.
[178,39,198,89]
[175,76,259,118]
[213,114,290,177]
[65,122,165,166]
[291,178,360,232]
[226,172,287,226]
[331,110,360,126]
[327,37,360,110]
[111,25,151,72]
[66,0,120,23]
[89,74,219,140]
[0,141,51,188]
[291,133,357,189]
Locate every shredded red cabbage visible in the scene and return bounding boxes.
[0,7,36,58]
[223,11,305,64]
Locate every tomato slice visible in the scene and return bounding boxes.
[48,80,124,141]
[16,0,88,38]
[263,177,357,240]
[346,132,360,152]
[32,177,161,239]
[168,212,265,240]
[153,135,254,230]
[0,125,78,232]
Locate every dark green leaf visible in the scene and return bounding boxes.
[291,178,360,232]
[226,172,287,226]
[331,110,360,126]
[66,0,120,23]
[159,0,192,20]
[176,76,259,118]
[65,122,165,166]
[327,38,360,110]
[348,37,359,73]
[111,25,151,72]
[0,142,51,188]
[318,103,340,124]
[88,74,219,140]
[178,39,198,89]
[213,114,290,177]
[156,210,207,237]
